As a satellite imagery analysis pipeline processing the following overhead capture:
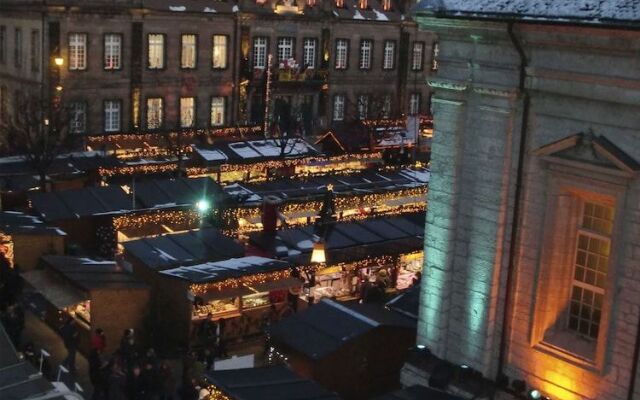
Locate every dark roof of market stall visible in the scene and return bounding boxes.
[373,385,465,400]
[133,176,226,209]
[224,168,429,204]
[29,186,133,221]
[122,228,244,270]
[249,213,425,259]
[386,285,421,320]
[270,299,415,360]
[0,211,66,236]
[160,256,290,284]
[39,255,147,291]
[205,366,341,400]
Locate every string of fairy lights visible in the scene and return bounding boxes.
[189,269,293,296]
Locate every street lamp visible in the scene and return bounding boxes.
[196,199,211,213]
[54,56,64,67]
[310,241,326,264]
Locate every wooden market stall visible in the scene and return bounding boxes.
[145,256,301,351]
[21,255,149,354]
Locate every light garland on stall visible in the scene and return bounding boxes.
[189,269,293,296]
[113,210,201,231]
[204,386,231,400]
[86,126,262,147]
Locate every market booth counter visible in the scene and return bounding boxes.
[249,213,425,303]
[22,255,149,355]
[151,256,302,350]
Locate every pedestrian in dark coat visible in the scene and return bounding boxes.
[60,317,79,373]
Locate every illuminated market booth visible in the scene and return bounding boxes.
[203,366,341,400]
[21,255,149,354]
[114,176,227,241]
[223,167,428,234]
[249,213,425,302]
[0,211,66,270]
[147,256,300,349]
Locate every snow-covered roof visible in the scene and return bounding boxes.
[160,256,290,283]
[413,0,640,26]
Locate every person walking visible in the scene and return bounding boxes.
[91,328,107,353]
[60,317,79,374]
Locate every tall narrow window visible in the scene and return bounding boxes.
[569,202,614,340]
[382,95,391,119]
[409,93,420,115]
[277,37,294,63]
[210,97,225,126]
[180,34,197,69]
[307,0,316,6]
[253,37,267,69]
[68,33,86,70]
[148,34,164,69]
[359,40,372,70]
[104,100,121,132]
[382,0,391,11]
[104,34,122,70]
[333,95,345,121]
[359,0,367,9]
[0,26,5,64]
[30,29,40,72]
[146,97,163,129]
[411,42,424,71]
[383,40,395,70]
[0,86,7,125]
[14,28,23,69]
[431,42,439,71]
[69,102,87,134]
[357,95,368,120]
[335,39,348,70]
[335,0,344,7]
[180,97,195,128]
[212,35,227,69]
[303,38,317,68]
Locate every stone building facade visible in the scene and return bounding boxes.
[413,2,640,400]
[0,0,434,141]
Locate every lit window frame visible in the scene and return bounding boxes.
[333,94,345,121]
[179,97,196,128]
[334,38,349,70]
[210,96,225,127]
[359,39,372,70]
[104,99,121,133]
[146,97,164,130]
[68,32,87,71]
[253,36,268,69]
[382,40,396,70]
[104,33,122,71]
[180,33,197,69]
[147,33,165,70]
[212,34,228,70]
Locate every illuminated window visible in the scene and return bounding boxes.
[277,37,294,63]
[333,95,344,121]
[104,34,121,70]
[181,34,196,69]
[212,35,227,69]
[104,100,121,132]
[253,37,267,69]
[357,95,368,120]
[431,42,439,71]
[148,34,164,69]
[409,93,420,115]
[568,202,614,340]
[383,40,395,70]
[210,97,225,126]
[335,39,348,70]
[307,0,316,6]
[30,29,40,72]
[335,0,344,7]
[180,97,195,128]
[359,0,367,9]
[69,33,86,70]
[382,0,391,11]
[69,102,86,134]
[146,97,163,129]
[411,42,423,71]
[303,38,317,68]
[359,40,372,70]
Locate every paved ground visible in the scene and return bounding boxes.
[21,309,268,399]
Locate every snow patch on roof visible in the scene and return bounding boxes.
[333,10,339,16]
[232,5,239,12]
[169,5,186,11]
[203,6,217,12]
[353,9,366,19]
[373,9,389,20]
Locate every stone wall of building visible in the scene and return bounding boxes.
[415,14,640,400]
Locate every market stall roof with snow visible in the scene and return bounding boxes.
[191,138,319,167]
[224,167,429,205]
[122,228,245,271]
[132,176,226,209]
[160,256,291,284]
[29,186,133,222]
[0,211,66,236]
[249,212,425,262]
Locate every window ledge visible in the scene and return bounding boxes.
[535,331,602,373]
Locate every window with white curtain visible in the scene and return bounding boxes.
[147,97,163,129]
[359,40,372,70]
[181,34,196,69]
[277,37,294,63]
[335,39,348,69]
[253,37,267,69]
[148,34,164,69]
[212,35,227,69]
[69,33,86,70]
[303,38,316,68]
[210,97,225,126]
[180,97,195,128]
[383,40,395,70]
[104,34,121,70]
